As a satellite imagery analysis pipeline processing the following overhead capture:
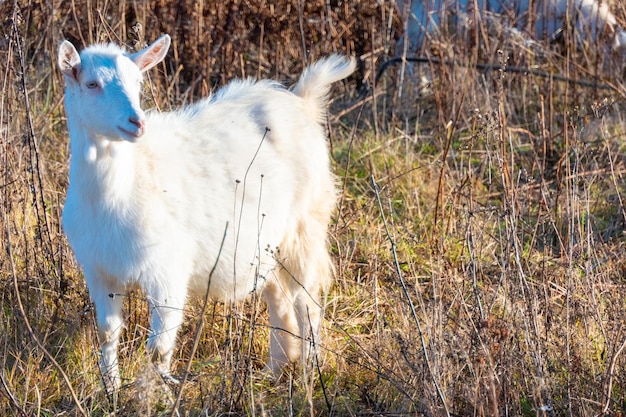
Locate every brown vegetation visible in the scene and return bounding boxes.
[2,0,626,415]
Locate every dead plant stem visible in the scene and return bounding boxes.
[4,204,86,416]
[170,222,229,415]
[11,5,54,259]
[0,373,26,417]
[371,174,450,417]
[601,336,626,416]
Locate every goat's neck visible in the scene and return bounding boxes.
[68,126,137,204]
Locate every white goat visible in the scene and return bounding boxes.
[397,0,626,54]
[58,34,355,391]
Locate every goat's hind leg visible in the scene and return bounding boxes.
[263,277,301,377]
[266,247,332,375]
[294,287,324,366]
[293,254,331,369]
[288,225,334,370]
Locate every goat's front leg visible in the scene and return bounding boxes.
[146,285,187,383]
[89,274,125,393]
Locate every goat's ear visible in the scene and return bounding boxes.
[58,40,81,82]
[131,34,171,72]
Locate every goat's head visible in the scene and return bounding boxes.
[58,35,171,142]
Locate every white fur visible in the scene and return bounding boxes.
[397,0,626,54]
[58,34,355,391]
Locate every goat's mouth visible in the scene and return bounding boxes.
[118,126,145,140]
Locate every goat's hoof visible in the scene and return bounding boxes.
[159,372,180,385]
[261,364,286,383]
[102,375,122,395]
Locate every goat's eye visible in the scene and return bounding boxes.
[86,81,99,89]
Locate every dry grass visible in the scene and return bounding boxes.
[2,0,626,415]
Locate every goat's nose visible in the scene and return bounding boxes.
[129,116,145,130]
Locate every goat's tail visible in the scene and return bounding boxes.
[293,55,356,121]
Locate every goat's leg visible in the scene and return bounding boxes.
[146,286,187,383]
[295,287,324,367]
[289,232,333,369]
[89,275,125,393]
[262,280,300,376]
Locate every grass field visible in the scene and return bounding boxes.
[2,0,626,415]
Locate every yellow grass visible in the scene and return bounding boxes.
[2,0,626,415]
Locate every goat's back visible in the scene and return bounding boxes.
[133,76,339,299]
